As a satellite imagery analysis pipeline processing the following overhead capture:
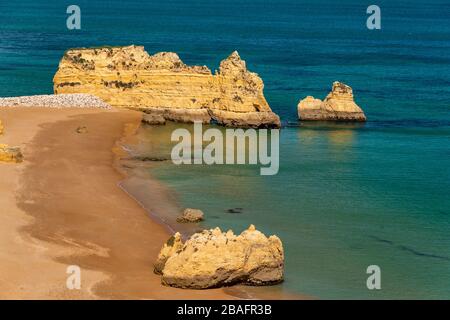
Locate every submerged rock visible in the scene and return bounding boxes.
[53,46,280,128]
[177,208,204,223]
[209,109,281,129]
[140,107,210,125]
[142,113,166,125]
[0,144,23,163]
[155,225,284,289]
[298,82,366,121]
[226,208,243,214]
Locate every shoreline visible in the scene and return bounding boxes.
[116,121,307,300]
[0,106,302,299]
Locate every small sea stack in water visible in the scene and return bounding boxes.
[298,82,366,121]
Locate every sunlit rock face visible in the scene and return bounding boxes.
[155,225,284,289]
[0,144,23,163]
[54,46,280,128]
[298,82,367,121]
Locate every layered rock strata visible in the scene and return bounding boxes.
[53,46,280,128]
[298,82,366,121]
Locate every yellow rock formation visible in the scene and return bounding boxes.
[154,232,184,275]
[0,144,23,163]
[53,46,280,128]
[298,82,367,121]
[155,225,284,289]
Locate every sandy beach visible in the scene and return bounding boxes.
[0,106,302,300]
[0,107,237,299]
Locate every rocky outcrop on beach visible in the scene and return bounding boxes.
[53,46,280,128]
[0,94,111,109]
[298,82,366,121]
[154,232,184,275]
[177,208,204,223]
[155,225,284,289]
[0,121,22,163]
[0,144,23,163]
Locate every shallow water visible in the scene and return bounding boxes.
[125,121,450,299]
[1,0,450,299]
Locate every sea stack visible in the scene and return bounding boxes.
[53,46,281,128]
[154,225,284,289]
[298,82,367,121]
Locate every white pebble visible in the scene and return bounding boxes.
[0,94,111,109]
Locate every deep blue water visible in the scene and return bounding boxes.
[1,0,450,299]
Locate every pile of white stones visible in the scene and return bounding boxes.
[0,94,111,109]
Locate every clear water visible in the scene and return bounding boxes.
[131,122,450,299]
[1,0,450,299]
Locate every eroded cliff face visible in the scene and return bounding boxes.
[298,82,367,121]
[53,46,280,128]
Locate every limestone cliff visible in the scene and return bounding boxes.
[53,46,280,128]
[298,82,367,121]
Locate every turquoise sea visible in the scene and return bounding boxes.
[1,0,449,299]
